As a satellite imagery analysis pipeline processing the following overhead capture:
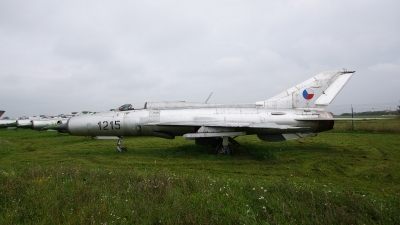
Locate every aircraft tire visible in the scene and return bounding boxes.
[215,144,234,156]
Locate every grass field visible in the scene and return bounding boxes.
[334,116,400,133]
[1,119,400,224]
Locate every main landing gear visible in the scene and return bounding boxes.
[117,136,127,152]
[185,127,245,156]
[214,136,240,156]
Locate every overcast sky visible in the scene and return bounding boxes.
[1,0,399,118]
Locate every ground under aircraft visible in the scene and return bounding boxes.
[57,70,379,155]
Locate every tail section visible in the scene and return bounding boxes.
[256,70,355,110]
[0,111,4,118]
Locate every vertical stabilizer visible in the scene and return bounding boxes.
[0,111,4,118]
[256,70,355,110]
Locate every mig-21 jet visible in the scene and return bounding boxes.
[57,70,380,155]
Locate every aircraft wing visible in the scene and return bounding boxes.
[249,122,308,129]
[149,121,308,129]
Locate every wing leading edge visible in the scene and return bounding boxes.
[296,118,390,121]
[149,121,309,129]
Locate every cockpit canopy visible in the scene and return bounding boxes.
[118,104,133,111]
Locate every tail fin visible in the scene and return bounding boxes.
[256,70,355,110]
[0,111,4,118]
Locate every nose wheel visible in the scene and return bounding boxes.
[117,136,127,152]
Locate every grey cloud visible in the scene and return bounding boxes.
[1,0,400,118]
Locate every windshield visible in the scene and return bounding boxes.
[118,104,133,111]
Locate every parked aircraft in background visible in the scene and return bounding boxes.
[30,119,60,131]
[0,112,89,131]
[0,120,17,128]
[42,118,70,133]
[0,109,96,131]
[56,70,383,155]
[0,111,17,129]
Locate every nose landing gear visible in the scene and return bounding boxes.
[117,136,127,152]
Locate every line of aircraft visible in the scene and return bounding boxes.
[0,112,89,131]
[2,70,387,155]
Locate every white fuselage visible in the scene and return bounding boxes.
[66,107,331,137]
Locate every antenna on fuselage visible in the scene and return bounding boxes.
[205,92,213,103]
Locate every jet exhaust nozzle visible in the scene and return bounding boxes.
[52,123,67,131]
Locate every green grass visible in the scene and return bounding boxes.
[333,116,400,133]
[1,125,400,224]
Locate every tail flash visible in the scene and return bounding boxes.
[256,70,355,110]
[0,111,4,118]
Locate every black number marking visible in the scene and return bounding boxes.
[103,121,108,130]
[98,120,121,130]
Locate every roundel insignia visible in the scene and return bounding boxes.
[302,88,314,100]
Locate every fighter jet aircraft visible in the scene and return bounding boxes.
[58,70,376,155]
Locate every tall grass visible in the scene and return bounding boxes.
[333,117,400,133]
[1,166,398,224]
[1,124,400,224]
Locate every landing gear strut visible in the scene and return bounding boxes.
[215,136,234,155]
[117,136,127,152]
